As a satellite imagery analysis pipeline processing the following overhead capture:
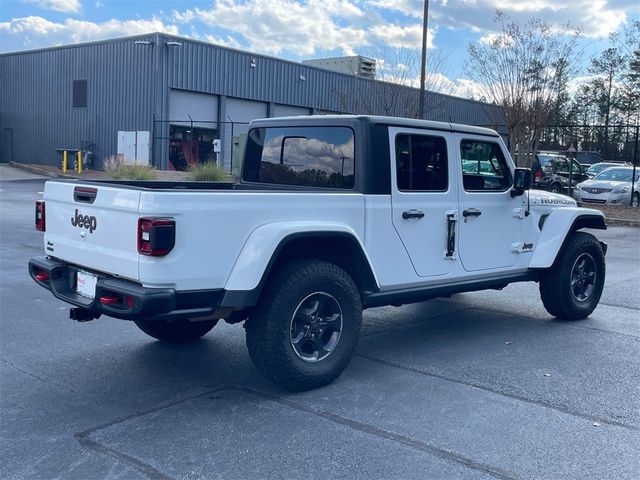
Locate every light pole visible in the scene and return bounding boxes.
[418,0,430,120]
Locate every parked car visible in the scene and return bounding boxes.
[575,151,603,167]
[586,162,630,178]
[531,153,589,193]
[29,115,608,391]
[575,166,640,207]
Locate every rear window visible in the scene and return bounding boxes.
[243,126,355,189]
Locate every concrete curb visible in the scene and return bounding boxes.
[9,162,94,180]
[10,161,60,178]
[606,218,640,228]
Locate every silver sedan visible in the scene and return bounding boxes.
[575,166,640,207]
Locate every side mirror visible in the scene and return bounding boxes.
[511,168,532,197]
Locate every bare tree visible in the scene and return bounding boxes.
[332,47,453,119]
[465,12,582,165]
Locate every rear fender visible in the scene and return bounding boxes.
[529,208,606,269]
[223,221,377,293]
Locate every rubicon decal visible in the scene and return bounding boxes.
[71,209,97,233]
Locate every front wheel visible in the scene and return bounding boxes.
[134,319,217,342]
[632,192,639,208]
[550,184,562,194]
[539,232,605,320]
[245,260,362,391]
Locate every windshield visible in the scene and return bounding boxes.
[588,163,616,175]
[593,168,639,182]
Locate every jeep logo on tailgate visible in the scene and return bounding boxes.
[71,209,97,233]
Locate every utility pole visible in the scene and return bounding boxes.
[418,0,430,120]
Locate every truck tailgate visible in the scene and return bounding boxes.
[43,181,140,281]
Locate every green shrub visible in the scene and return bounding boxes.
[187,162,230,182]
[106,164,157,180]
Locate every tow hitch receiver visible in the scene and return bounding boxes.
[70,308,101,322]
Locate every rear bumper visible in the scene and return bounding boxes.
[28,256,226,321]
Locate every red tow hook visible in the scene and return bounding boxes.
[35,271,50,282]
[99,294,121,305]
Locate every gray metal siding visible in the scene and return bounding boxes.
[1,33,503,170]
[0,36,156,168]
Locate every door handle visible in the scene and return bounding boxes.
[462,208,482,218]
[402,209,425,219]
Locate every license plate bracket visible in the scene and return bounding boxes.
[76,270,97,299]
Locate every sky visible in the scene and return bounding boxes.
[1,0,639,98]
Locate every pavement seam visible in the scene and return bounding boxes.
[355,353,639,432]
[470,305,640,341]
[74,385,519,480]
[0,357,78,394]
[74,387,227,480]
[240,387,521,480]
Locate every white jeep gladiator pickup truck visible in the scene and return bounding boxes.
[29,115,607,391]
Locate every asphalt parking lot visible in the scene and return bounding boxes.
[1,172,639,480]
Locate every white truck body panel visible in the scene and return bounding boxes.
[136,191,365,290]
[43,182,141,281]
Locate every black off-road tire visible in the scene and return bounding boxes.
[134,319,217,342]
[539,232,605,320]
[550,183,562,194]
[245,260,362,391]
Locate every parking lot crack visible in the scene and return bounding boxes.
[1,357,78,394]
[356,353,640,432]
[242,387,521,480]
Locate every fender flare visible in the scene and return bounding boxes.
[220,222,378,307]
[529,208,606,269]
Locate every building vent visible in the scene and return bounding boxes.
[73,80,88,107]
[302,55,377,79]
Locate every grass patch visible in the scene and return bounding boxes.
[187,162,230,182]
[104,158,157,180]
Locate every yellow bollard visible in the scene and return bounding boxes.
[77,150,82,175]
[62,150,67,173]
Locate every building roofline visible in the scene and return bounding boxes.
[0,31,499,110]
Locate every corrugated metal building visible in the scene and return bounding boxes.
[0,32,502,171]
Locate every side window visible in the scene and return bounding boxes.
[460,140,511,191]
[243,126,355,189]
[395,133,448,191]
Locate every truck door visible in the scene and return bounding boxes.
[454,134,521,271]
[389,127,457,277]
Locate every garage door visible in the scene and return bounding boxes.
[223,98,268,171]
[271,104,312,118]
[169,90,218,128]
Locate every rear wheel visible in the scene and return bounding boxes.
[632,192,639,208]
[134,319,217,342]
[245,260,362,391]
[539,232,605,320]
[550,183,562,194]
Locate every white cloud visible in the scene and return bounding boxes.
[0,16,178,51]
[171,0,370,57]
[370,24,435,49]
[204,34,242,50]
[368,0,632,39]
[21,0,81,14]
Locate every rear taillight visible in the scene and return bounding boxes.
[534,170,544,183]
[138,218,176,256]
[35,201,46,231]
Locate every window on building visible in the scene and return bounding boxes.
[395,133,448,191]
[460,140,512,191]
[73,80,87,107]
[243,126,355,189]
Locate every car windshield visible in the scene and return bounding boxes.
[593,168,639,182]
[588,163,616,175]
